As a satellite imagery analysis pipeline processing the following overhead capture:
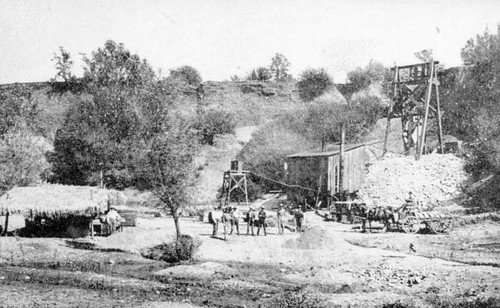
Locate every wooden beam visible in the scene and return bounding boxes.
[435,78,444,154]
[418,59,435,160]
[383,65,398,155]
[339,122,346,198]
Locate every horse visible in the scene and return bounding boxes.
[357,205,394,233]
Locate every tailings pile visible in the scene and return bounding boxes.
[358,153,467,208]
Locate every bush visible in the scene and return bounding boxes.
[426,295,500,308]
[142,234,200,263]
[196,109,236,145]
[237,121,313,192]
[297,68,333,102]
[169,65,202,86]
[270,289,328,308]
[347,61,389,92]
[247,67,272,81]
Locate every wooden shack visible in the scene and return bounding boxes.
[286,143,378,206]
[0,184,127,237]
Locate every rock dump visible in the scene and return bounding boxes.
[358,153,467,208]
[283,225,338,250]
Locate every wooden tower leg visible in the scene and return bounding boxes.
[435,76,444,154]
[383,66,398,156]
[243,175,249,207]
[418,59,435,160]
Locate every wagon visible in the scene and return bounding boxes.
[329,200,454,234]
[399,211,454,234]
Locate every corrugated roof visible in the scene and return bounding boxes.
[287,143,366,158]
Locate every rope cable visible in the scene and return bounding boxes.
[248,171,317,193]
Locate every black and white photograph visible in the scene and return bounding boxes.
[1,0,500,307]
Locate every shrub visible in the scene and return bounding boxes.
[297,68,334,102]
[196,109,236,145]
[270,289,328,308]
[237,121,313,192]
[142,234,200,263]
[426,295,500,308]
[169,65,202,86]
[347,61,389,92]
[247,67,272,81]
[381,300,417,308]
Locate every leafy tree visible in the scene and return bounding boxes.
[195,109,236,145]
[440,25,500,210]
[51,47,75,82]
[0,124,50,194]
[414,49,433,62]
[169,65,202,86]
[237,122,313,191]
[0,85,40,138]
[347,62,388,92]
[297,68,334,102]
[269,53,291,81]
[82,40,155,89]
[46,41,201,253]
[303,95,385,149]
[139,116,198,242]
[247,67,272,81]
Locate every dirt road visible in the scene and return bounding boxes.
[1,212,499,307]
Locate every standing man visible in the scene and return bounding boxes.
[257,206,267,236]
[246,206,256,236]
[221,206,232,241]
[294,207,304,233]
[276,202,286,235]
[210,206,222,237]
[106,207,123,235]
[230,206,240,236]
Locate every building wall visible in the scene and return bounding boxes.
[327,146,371,195]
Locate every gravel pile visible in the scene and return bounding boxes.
[358,153,467,208]
[283,225,338,250]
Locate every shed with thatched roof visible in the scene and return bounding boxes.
[0,184,127,237]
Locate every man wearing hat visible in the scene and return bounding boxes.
[276,202,286,235]
[229,206,240,236]
[256,206,267,236]
[246,206,256,236]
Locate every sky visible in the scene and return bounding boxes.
[1,0,499,84]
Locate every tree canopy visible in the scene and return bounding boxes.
[269,53,291,81]
[48,41,201,242]
[169,65,202,86]
[347,61,388,92]
[297,68,334,102]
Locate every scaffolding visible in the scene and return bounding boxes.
[383,59,444,160]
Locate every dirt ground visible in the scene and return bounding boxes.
[1,211,500,307]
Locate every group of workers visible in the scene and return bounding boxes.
[211,202,304,239]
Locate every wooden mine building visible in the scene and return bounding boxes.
[286,143,379,207]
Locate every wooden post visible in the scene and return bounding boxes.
[243,175,249,207]
[435,78,444,154]
[339,122,346,200]
[418,59,435,160]
[383,65,398,156]
[2,211,9,236]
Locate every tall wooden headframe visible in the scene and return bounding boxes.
[220,160,249,207]
[383,59,444,160]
